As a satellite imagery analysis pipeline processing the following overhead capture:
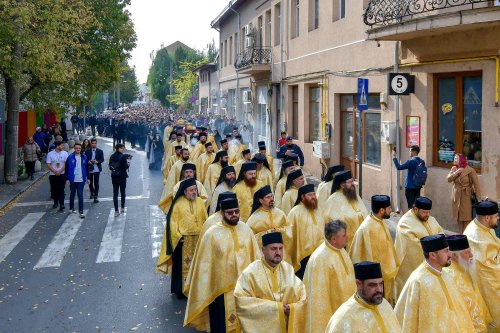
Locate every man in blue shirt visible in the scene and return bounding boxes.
[277,136,305,167]
[392,145,423,210]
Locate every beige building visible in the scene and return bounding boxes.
[212,0,500,232]
[195,63,219,115]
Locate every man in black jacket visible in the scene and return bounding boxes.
[109,143,130,217]
[277,136,305,167]
[85,138,105,203]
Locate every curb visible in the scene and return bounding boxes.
[0,171,49,212]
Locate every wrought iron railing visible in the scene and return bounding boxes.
[364,0,493,26]
[234,47,272,70]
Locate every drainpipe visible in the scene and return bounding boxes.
[229,1,240,120]
[280,3,285,135]
[394,42,401,214]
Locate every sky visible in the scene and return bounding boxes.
[127,0,229,84]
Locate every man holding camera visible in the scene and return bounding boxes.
[85,138,104,203]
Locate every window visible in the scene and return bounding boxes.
[339,0,346,19]
[340,94,381,174]
[274,4,281,46]
[434,72,482,169]
[333,0,346,21]
[309,0,319,30]
[309,86,321,142]
[364,113,381,166]
[292,86,299,139]
[234,33,238,55]
[229,37,233,66]
[265,10,272,46]
[258,16,263,47]
[291,0,300,38]
[220,43,223,69]
[224,41,227,67]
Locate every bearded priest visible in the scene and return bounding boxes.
[234,231,307,333]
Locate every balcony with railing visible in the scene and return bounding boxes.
[234,47,272,75]
[364,0,500,41]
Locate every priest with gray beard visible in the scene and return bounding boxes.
[324,171,368,249]
[445,234,492,332]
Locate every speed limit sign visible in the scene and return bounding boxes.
[388,73,415,95]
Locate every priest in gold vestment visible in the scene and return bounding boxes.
[190,132,209,160]
[395,234,476,333]
[232,161,263,222]
[281,169,305,215]
[464,201,500,333]
[253,153,274,191]
[325,261,401,333]
[303,220,356,333]
[156,178,208,298]
[315,165,344,207]
[349,195,399,304]
[195,142,215,183]
[256,142,275,180]
[324,170,368,248]
[247,185,290,261]
[200,192,237,239]
[203,150,228,197]
[162,144,182,178]
[234,231,307,333]
[394,197,444,298]
[445,234,492,333]
[184,198,261,333]
[274,160,298,208]
[287,184,326,280]
[209,165,236,215]
[233,148,252,177]
[163,132,188,177]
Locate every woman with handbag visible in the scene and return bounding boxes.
[447,153,481,232]
[22,136,41,180]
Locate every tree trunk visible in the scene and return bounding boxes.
[4,50,21,184]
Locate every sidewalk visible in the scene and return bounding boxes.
[0,165,49,213]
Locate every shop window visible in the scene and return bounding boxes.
[364,113,381,166]
[309,86,321,142]
[292,86,299,139]
[434,72,482,169]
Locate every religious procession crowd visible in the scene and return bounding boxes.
[154,122,499,333]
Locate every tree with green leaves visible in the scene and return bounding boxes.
[168,60,207,108]
[0,0,136,184]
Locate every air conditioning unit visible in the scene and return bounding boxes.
[242,90,251,103]
[495,0,500,6]
[312,141,331,159]
[243,24,251,36]
[245,37,254,49]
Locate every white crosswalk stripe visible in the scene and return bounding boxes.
[34,210,88,269]
[96,208,127,263]
[0,212,46,264]
[149,205,166,258]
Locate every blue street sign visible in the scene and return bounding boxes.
[357,78,369,111]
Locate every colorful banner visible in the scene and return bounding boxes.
[406,116,420,148]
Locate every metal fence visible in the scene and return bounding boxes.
[234,47,272,70]
[364,0,493,26]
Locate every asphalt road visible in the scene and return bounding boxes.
[0,137,196,333]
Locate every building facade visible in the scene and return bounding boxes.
[212,0,500,232]
[195,63,219,115]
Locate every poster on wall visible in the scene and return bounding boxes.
[406,116,420,148]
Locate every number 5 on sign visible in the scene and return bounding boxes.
[388,73,415,95]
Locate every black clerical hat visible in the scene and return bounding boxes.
[354,261,382,280]
[420,234,448,253]
[286,169,303,191]
[216,192,237,212]
[414,197,432,210]
[204,142,212,148]
[221,139,228,144]
[446,235,469,252]
[323,165,344,182]
[251,185,273,214]
[174,145,183,150]
[253,153,266,163]
[181,163,196,172]
[262,231,283,246]
[331,171,352,194]
[371,195,391,213]
[295,184,315,206]
[242,149,251,156]
[475,200,499,216]
[220,198,239,210]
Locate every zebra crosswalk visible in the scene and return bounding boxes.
[0,205,167,270]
